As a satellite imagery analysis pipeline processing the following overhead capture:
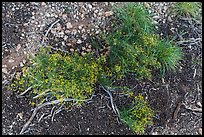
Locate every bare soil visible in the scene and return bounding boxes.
[2,2,202,135]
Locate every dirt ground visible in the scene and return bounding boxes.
[2,2,202,135]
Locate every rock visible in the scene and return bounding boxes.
[66,22,73,29]
[95,30,100,34]
[167,16,173,22]
[2,65,7,68]
[82,47,86,51]
[64,35,68,41]
[94,9,99,13]
[198,128,202,135]
[104,11,113,17]
[78,25,83,30]
[45,13,50,17]
[88,4,92,9]
[62,14,67,20]
[77,39,82,44]
[20,62,24,67]
[144,3,150,8]
[81,52,86,56]
[16,44,21,52]
[2,68,8,74]
[70,48,74,52]
[9,59,15,63]
[41,2,46,6]
[197,102,202,108]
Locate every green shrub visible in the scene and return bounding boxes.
[119,94,154,134]
[11,46,106,107]
[156,39,182,75]
[171,2,201,19]
[98,3,182,81]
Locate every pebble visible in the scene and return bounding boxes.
[66,22,73,29]
[88,4,92,9]
[41,2,46,6]
[198,128,202,135]
[2,64,7,68]
[77,39,82,44]
[2,68,8,74]
[62,14,67,20]
[8,59,15,63]
[70,48,74,52]
[197,102,202,108]
[104,11,113,17]
[20,62,24,67]
[16,44,21,52]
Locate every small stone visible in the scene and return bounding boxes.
[197,102,202,108]
[23,60,26,64]
[77,39,82,44]
[16,44,21,51]
[94,9,98,14]
[62,14,67,20]
[88,4,92,9]
[21,33,25,37]
[198,128,202,135]
[152,132,159,135]
[144,3,150,8]
[88,45,92,49]
[64,35,68,41]
[78,25,83,30]
[104,11,113,17]
[70,48,74,52]
[41,2,46,6]
[167,16,173,22]
[9,59,15,63]
[87,49,92,52]
[45,13,50,17]
[95,30,100,34]
[81,52,86,56]
[51,29,56,34]
[87,127,90,131]
[2,68,8,74]
[82,47,86,51]
[17,112,23,119]
[66,22,73,29]
[20,62,24,67]
[2,65,7,68]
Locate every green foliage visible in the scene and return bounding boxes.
[98,3,182,82]
[112,3,154,34]
[119,94,154,134]
[171,2,201,19]
[156,39,182,75]
[12,46,106,107]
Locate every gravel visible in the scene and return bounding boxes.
[2,2,202,135]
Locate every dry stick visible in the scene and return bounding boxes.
[41,19,60,47]
[182,103,202,113]
[18,86,33,97]
[19,95,95,134]
[101,85,120,118]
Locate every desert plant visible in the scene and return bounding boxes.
[97,3,182,82]
[11,46,106,107]
[156,39,182,76]
[119,94,154,134]
[170,2,201,19]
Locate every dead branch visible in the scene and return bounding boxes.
[17,86,33,97]
[41,19,60,47]
[19,94,95,134]
[100,85,120,119]
[182,103,202,113]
